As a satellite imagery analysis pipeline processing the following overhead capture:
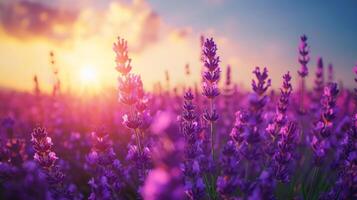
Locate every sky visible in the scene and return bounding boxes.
[0,0,356,93]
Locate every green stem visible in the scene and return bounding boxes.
[134,128,142,155]
[210,99,215,161]
[300,77,305,113]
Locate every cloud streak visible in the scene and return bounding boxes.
[0,0,169,52]
[0,0,78,40]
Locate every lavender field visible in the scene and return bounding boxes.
[1,1,357,200]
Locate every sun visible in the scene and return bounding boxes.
[78,65,102,94]
[80,66,97,85]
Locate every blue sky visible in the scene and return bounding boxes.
[147,0,357,86]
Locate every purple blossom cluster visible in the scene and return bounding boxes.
[181,90,206,199]
[31,127,82,199]
[1,35,357,200]
[87,130,124,199]
[311,82,339,164]
[114,37,153,195]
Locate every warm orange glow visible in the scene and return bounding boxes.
[0,0,308,94]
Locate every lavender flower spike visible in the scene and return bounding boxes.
[31,127,58,170]
[251,67,271,96]
[266,71,292,138]
[250,66,271,125]
[298,34,310,78]
[328,63,334,83]
[216,140,241,198]
[297,34,310,113]
[31,127,79,199]
[322,114,357,199]
[272,122,298,182]
[354,63,357,103]
[225,65,231,87]
[311,82,339,164]
[113,37,132,76]
[313,57,324,100]
[114,37,153,190]
[202,38,221,160]
[87,130,124,199]
[181,89,206,199]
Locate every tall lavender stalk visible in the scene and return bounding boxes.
[272,122,298,182]
[313,57,324,102]
[31,127,72,199]
[114,37,152,186]
[297,34,310,113]
[181,90,206,199]
[33,75,40,97]
[266,72,292,139]
[230,67,271,163]
[216,140,241,199]
[202,38,220,160]
[87,130,124,200]
[185,63,190,76]
[328,63,334,83]
[225,65,231,88]
[322,65,356,198]
[311,83,339,164]
[114,37,141,153]
[354,64,357,105]
[251,67,271,124]
[322,112,357,199]
[49,51,61,97]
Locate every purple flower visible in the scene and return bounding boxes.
[31,128,57,169]
[201,37,221,161]
[353,64,357,102]
[328,63,334,83]
[322,114,357,199]
[311,82,339,164]
[203,109,219,122]
[203,38,220,72]
[142,168,185,200]
[180,90,206,198]
[202,82,220,99]
[313,57,324,101]
[248,170,276,200]
[118,74,142,106]
[126,144,152,185]
[5,138,27,166]
[113,37,132,76]
[266,72,292,138]
[225,65,232,87]
[87,130,124,199]
[114,37,153,189]
[217,140,241,198]
[1,161,51,200]
[230,110,249,144]
[297,34,310,113]
[249,67,271,126]
[202,38,221,99]
[321,82,339,126]
[251,67,271,96]
[272,122,298,182]
[298,34,310,78]
[31,127,80,199]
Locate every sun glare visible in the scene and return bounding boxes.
[80,66,97,84]
[78,65,102,94]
